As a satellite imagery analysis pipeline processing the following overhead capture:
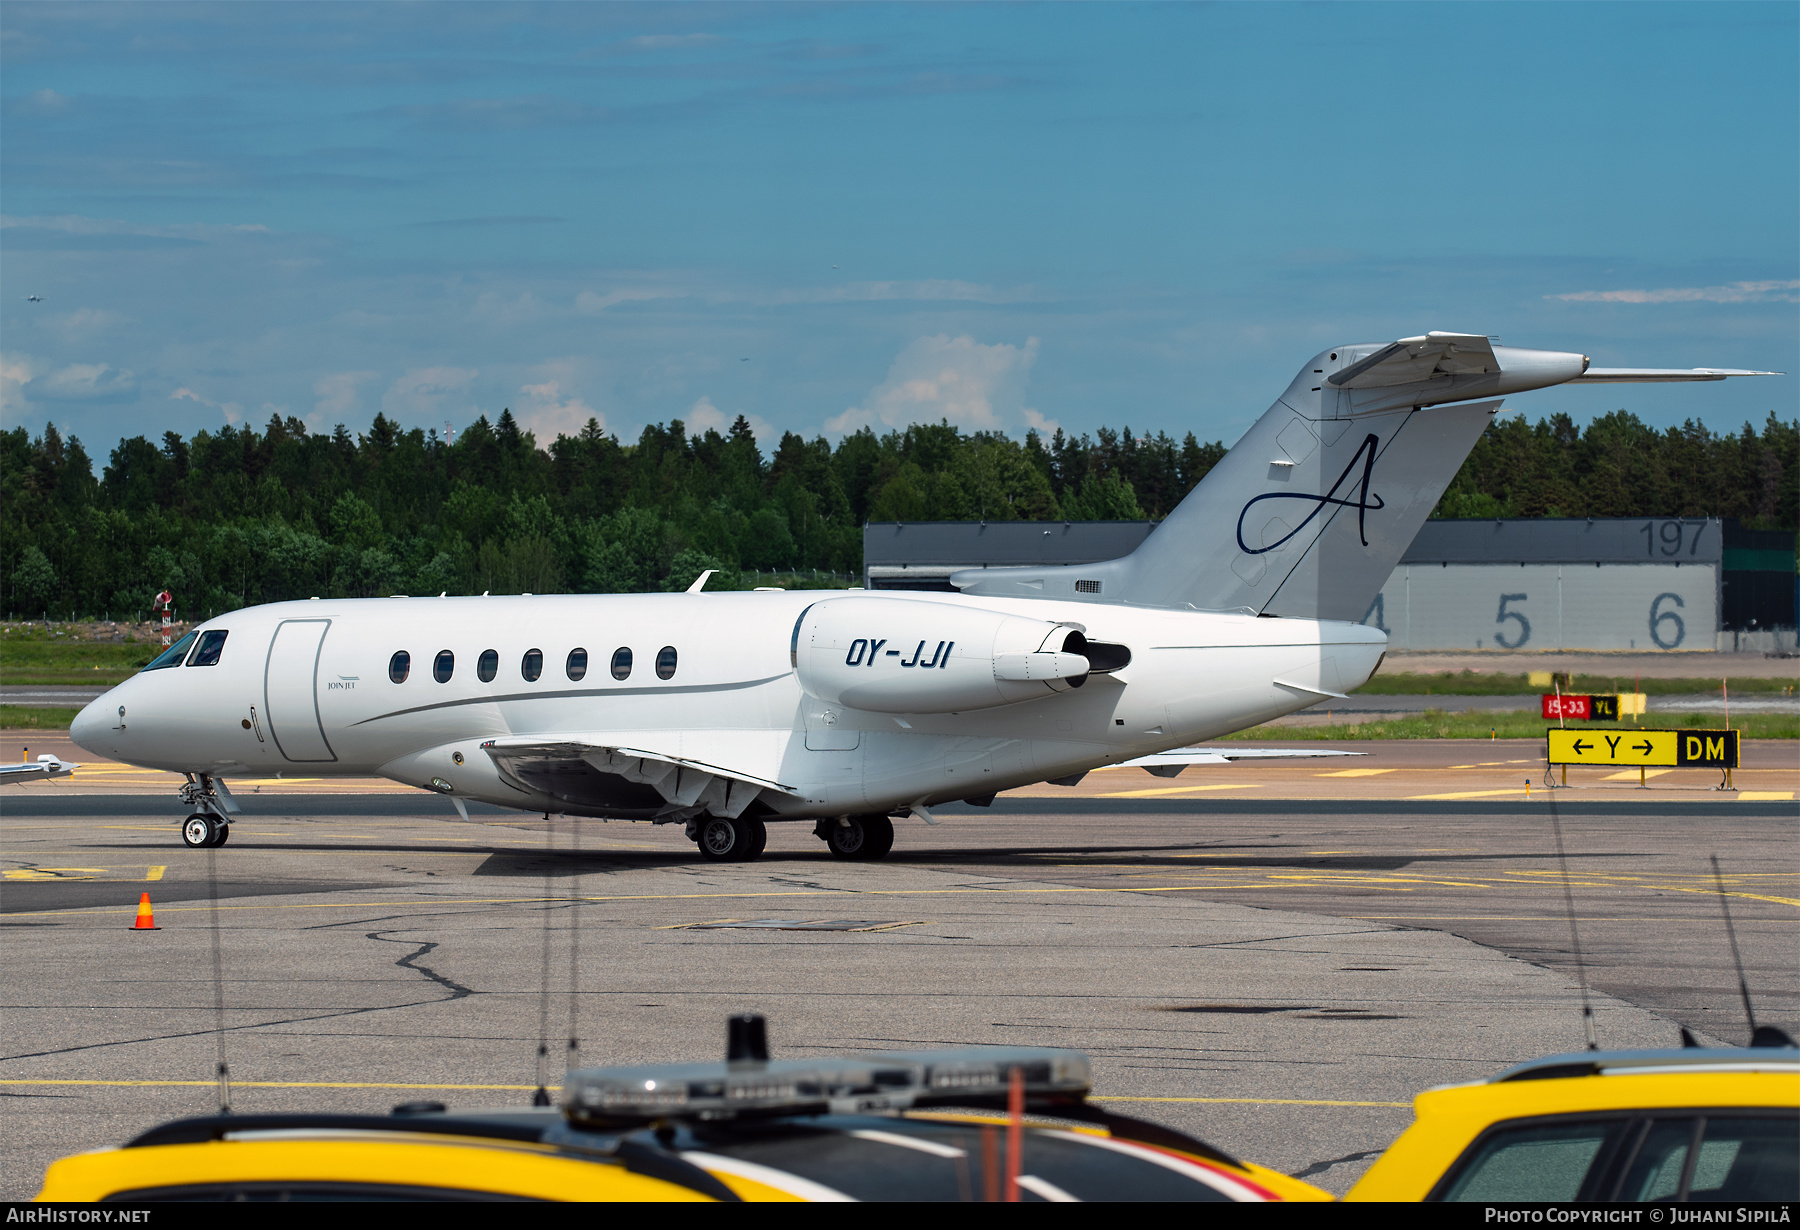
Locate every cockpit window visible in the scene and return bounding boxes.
[142,632,198,672]
[186,630,229,667]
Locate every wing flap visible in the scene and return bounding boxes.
[480,736,796,822]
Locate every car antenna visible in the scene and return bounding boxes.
[207,842,232,1113]
[1709,855,1796,1048]
[566,812,582,1074]
[1548,796,1598,1051]
[532,812,555,1106]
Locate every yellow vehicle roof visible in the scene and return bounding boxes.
[1347,1048,1800,1202]
[35,1106,1330,1203]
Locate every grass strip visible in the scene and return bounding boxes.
[1357,670,1795,697]
[0,706,82,730]
[1226,709,1798,741]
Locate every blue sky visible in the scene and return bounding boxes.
[3,1,1795,459]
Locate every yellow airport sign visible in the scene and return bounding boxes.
[1546,728,1737,769]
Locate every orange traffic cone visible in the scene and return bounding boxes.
[131,893,160,931]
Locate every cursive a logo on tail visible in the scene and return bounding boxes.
[1236,432,1385,555]
[844,639,954,669]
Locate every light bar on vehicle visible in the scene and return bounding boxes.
[562,1046,1092,1126]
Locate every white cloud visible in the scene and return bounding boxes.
[1021,407,1061,437]
[683,395,773,444]
[1549,280,1800,304]
[50,307,131,339]
[767,279,1042,306]
[313,371,376,420]
[574,287,686,313]
[0,214,270,240]
[515,379,601,440]
[35,362,137,402]
[170,385,245,424]
[381,366,478,419]
[826,334,1040,435]
[0,354,35,419]
[19,88,70,114]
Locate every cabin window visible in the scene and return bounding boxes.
[566,648,588,681]
[433,650,454,683]
[142,632,198,671]
[656,646,677,680]
[477,649,498,683]
[521,649,543,682]
[389,651,410,684]
[611,647,632,680]
[186,630,229,667]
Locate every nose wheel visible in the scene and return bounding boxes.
[182,814,229,848]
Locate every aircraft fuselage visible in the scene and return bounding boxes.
[72,589,1383,820]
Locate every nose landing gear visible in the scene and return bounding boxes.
[182,814,230,848]
[178,773,236,849]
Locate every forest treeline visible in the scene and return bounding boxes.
[2,407,1793,620]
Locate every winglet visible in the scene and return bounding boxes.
[685,570,718,594]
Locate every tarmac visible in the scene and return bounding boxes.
[1,739,1793,1199]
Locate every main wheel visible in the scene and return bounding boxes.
[696,815,749,862]
[743,817,767,860]
[213,823,230,848]
[182,814,214,849]
[825,814,894,861]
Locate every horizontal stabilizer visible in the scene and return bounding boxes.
[0,754,78,784]
[1117,746,1364,778]
[1571,368,1781,383]
[1327,333,1499,389]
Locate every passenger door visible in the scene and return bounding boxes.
[265,619,338,763]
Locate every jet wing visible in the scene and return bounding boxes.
[1117,747,1365,779]
[1569,368,1781,383]
[1327,333,1499,389]
[1,754,79,784]
[480,736,796,822]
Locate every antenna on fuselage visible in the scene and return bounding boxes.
[1710,855,1796,1048]
[1547,796,1598,1051]
[206,845,232,1112]
[532,812,554,1106]
[566,812,582,1074]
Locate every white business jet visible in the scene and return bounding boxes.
[70,334,1774,859]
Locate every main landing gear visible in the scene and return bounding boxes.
[182,813,229,848]
[816,814,894,861]
[693,815,768,863]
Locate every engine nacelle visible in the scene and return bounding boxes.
[793,597,1092,714]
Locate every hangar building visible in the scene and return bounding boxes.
[862,518,1795,654]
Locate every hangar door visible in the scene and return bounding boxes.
[265,619,338,762]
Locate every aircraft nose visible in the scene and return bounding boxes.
[69,692,117,754]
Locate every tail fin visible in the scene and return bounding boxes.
[1123,383,1500,621]
[955,333,1583,619]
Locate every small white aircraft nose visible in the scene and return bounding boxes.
[69,693,115,755]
